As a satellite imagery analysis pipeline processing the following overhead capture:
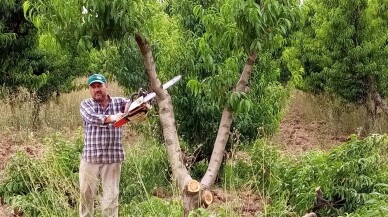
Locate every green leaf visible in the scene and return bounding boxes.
[22,1,31,19]
[187,79,201,96]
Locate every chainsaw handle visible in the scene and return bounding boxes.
[113,118,128,128]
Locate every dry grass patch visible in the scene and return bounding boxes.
[271,90,388,154]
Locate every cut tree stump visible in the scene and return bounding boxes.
[302,213,317,217]
[201,190,214,207]
[186,179,200,195]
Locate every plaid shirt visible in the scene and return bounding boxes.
[80,96,128,164]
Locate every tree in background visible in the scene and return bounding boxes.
[25,0,299,214]
[169,0,302,161]
[285,0,388,134]
[0,0,85,129]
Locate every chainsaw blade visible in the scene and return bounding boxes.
[113,75,182,128]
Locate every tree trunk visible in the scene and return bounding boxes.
[372,87,388,117]
[362,76,387,136]
[135,34,258,216]
[135,34,192,188]
[31,93,41,130]
[135,34,204,216]
[363,89,375,136]
[201,51,257,187]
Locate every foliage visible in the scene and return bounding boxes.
[2,0,84,99]
[342,197,388,217]
[121,197,183,217]
[24,0,301,160]
[24,0,157,51]
[221,158,252,189]
[1,0,86,129]
[0,132,83,216]
[0,0,18,46]
[250,139,286,194]
[120,139,171,204]
[0,130,175,216]
[286,0,388,104]
[188,207,214,217]
[190,159,208,181]
[164,0,301,159]
[111,41,148,94]
[247,134,388,216]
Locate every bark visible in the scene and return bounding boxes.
[372,88,388,117]
[362,77,388,135]
[136,35,201,216]
[135,34,192,189]
[31,93,41,130]
[363,88,375,136]
[136,33,257,216]
[201,51,257,187]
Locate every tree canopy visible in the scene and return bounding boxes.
[25,0,300,153]
[1,0,86,128]
[285,0,388,133]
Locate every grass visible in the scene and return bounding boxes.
[0,84,387,216]
[0,78,124,134]
[288,90,388,136]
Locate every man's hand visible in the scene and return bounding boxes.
[144,102,152,110]
[124,102,130,113]
[110,112,124,123]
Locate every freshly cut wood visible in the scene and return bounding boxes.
[201,190,213,206]
[186,180,200,194]
[302,213,317,217]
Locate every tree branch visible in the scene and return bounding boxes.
[201,51,258,187]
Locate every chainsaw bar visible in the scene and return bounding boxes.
[113,75,182,128]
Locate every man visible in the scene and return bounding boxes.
[79,73,129,217]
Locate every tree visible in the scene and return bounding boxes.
[285,0,388,134]
[25,0,300,214]
[0,0,84,129]
[0,0,17,46]
[168,0,302,161]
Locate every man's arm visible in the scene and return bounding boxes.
[80,100,123,125]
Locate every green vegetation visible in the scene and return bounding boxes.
[284,0,388,134]
[219,134,388,216]
[1,117,387,216]
[1,0,86,129]
[22,0,300,159]
[0,129,177,216]
[0,0,387,216]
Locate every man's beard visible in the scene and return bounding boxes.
[93,93,105,102]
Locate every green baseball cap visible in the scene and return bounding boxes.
[87,74,107,86]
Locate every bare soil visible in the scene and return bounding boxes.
[271,94,348,155]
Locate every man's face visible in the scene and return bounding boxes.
[89,82,108,102]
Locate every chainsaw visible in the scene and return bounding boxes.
[113,75,182,128]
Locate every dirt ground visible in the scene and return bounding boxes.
[270,95,348,154]
[0,92,351,216]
